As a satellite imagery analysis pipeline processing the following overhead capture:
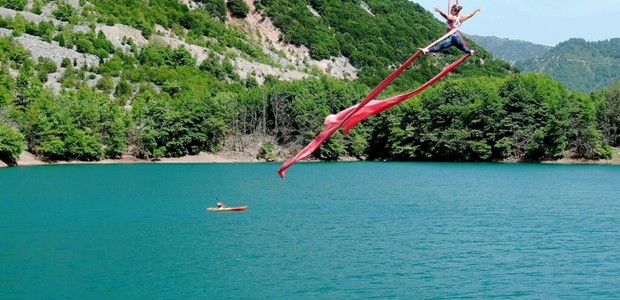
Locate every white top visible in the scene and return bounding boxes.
[447,16,462,29]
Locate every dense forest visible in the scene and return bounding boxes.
[516,38,620,93]
[0,0,618,167]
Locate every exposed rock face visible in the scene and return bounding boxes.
[230,0,358,80]
[0,0,358,85]
[0,29,99,68]
[97,24,149,51]
[0,7,62,25]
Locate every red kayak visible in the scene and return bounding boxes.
[207,206,248,212]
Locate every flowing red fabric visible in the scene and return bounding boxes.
[276,51,421,178]
[328,52,472,135]
[277,53,470,178]
[277,28,464,178]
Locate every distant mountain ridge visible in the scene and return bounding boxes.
[466,34,551,65]
[516,38,620,93]
[468,35,620,93]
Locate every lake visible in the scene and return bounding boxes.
[1,162,619,299]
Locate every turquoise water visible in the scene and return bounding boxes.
[1,162,619,299]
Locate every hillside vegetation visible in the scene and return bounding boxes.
[516,38,620,93]
[466,34,551,65]
[467,35,619,94]
[257,0,513,88]
[0,0,618,167]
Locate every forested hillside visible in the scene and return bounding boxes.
[256,0,513,89]
[516,38,620,93]
[466,34,551,65]
[0,0,618,167]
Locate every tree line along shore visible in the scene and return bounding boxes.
[1,0,620,168]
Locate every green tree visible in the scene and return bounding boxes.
[384,77,503,162]
[94,31,115,54]
[0,67,16,107]
[36,57,57,83]
[0,0,27,10]
[12,14,27,37]
[114,80,133,97]
[138,43,173,67]
[496,73,568,160]
[95,75,115,93]
[52,2,77,22]
[199,55,227,80]
[595,81,620,146]
[344,127,367,159]
[31,0,43,14]
[103,108,129,158]
[171,47,196,67]
[200,0,226,21]
[316,130,345,161]
[35,21,55,41]
[21,89,107,161]
[75,37,96,54]
[568,93,612,159]
[227,0,249,18]
[256,141,276,161]
[0,124,26,166]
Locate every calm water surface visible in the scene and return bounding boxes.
[1,162,619,299]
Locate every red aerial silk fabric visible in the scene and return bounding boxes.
[277,52,471,178]
[277,28,465,178]
[276,51,422,178]
[276,123,341,178]
[328,52,472,135]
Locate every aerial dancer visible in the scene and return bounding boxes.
[277,1,481,178]
[420,4,481,55]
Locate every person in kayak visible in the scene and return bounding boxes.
[420,4,481,55]
[217,199,224,208]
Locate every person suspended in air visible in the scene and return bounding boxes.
[277,1,482,178]
[420,5,481,55]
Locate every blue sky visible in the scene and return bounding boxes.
[412,0,620,46]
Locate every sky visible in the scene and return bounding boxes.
[412,0,620,46]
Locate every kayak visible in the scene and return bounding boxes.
[207,206,248,212]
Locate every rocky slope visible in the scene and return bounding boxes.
[0,0,357,86]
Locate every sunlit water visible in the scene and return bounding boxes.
[1,162,619,299]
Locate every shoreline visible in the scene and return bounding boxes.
[4,151,259,168]
[2,149,620,168]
